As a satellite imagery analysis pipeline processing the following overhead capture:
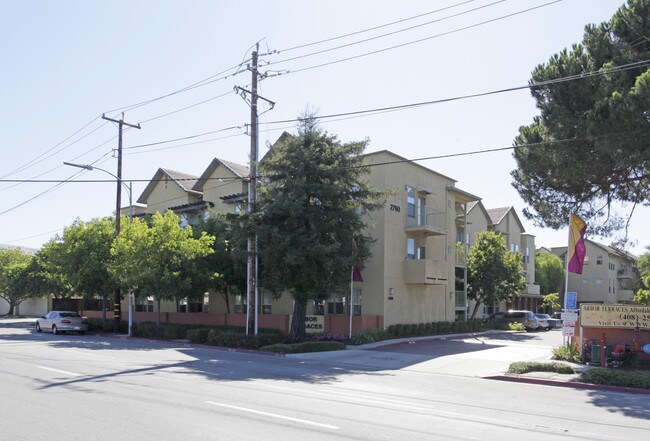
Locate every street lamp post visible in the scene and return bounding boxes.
[63,161,134,336]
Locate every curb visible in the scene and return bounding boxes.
[486,375,650,395]
[356,330,515,350]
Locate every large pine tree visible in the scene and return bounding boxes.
[512,0,649,238]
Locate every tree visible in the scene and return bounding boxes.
[511,0,650,238]
[634,245,650,305]
[55,218,116,319]
[467,231,527,319]
[535,252,565,296]
[193,214,248,313]
[109,211,215,324]
[0,248,33,315]
[540,293,561,314]
[255,118,384,340]
[31,241,74,299]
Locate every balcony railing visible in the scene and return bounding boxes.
[617,289,635,302]
[455,242,467,266]
[617,268,636,279]
[454,290,466,308]
[405,211,446,237]
[403,258,447,285]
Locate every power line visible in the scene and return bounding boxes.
[277,0,479,53]
[264,60,650,125]
[3,128,645,243]
[269,0,506,66]
[88,60,650,158]
[0,116,105,180]
[4,129,645,184]
[266,0,563,76]
[124,132,246,156]
[124,126,244,150]
[103,61,249,116]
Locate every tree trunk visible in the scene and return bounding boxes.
[156,298,161,326]
[289,299,307,341]
[470,299,482,320]
[221,285,231,314]
[8,302,15,316]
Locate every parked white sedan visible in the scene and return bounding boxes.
[36,311,88,335]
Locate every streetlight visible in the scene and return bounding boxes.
[63,162,132,222]
[63,161,134,336]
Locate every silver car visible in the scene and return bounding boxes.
[36,311,88,335]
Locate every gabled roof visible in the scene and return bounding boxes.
[363,150,457,183]
[193,158,249,192]
[136,168,201,204]
[467,200,491,221]
[550,239,637,261]
[486,206,526,232]
[587,239,637,260]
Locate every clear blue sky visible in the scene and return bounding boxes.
[1,0,646,255]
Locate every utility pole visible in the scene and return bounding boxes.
[102,113,141,333]
[236,44,274,335]
[248,47,259,336]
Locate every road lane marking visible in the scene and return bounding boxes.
[36,365,82,377]
[206,401,339,430]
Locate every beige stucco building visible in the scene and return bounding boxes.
[123,149,542,331]
[550,239,639,306]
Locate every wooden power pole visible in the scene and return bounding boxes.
[102,113,141,333]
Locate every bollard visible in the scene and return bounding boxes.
[601,333,607,368]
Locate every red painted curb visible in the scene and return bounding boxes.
[485,375,650,395]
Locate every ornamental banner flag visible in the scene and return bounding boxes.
[568,213,587,274]
[352,266,364,282]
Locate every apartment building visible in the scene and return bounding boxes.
[131,149,540,331]
[463,203,541,318]
[550,239,639,305]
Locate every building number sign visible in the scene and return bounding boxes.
[390,204,401,212]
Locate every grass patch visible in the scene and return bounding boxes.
[579,368,650,390]
[507,361,575,375]
[259,341,346,354]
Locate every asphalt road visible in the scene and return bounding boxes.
[1,320,648,440]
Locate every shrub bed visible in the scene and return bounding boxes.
[579,368,650,389]
[507,361,575,375]
[259,341,346,354]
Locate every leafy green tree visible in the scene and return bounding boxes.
[109,211,215,324]
[634,245,650,305]
[467,231,527,319]
[0,248,33,315]
[55,218,116,319]
[193,214,248,313]
[511,0,650,237]
[540,293,561,314]
[255,118,384,340]
[535,252,565,296]
[32,241,75,299]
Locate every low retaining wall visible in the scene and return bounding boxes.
[81,310,383,336]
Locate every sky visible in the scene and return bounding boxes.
[1,0,647,256]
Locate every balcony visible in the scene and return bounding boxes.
[405,211,446,237]
[617,268,636,279]
[617,290,635,302]
[404,258,448,285]
[454,290,466,308]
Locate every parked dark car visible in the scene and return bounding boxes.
[36,311,88,335]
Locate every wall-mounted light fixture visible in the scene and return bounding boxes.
[388,288,395,300]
